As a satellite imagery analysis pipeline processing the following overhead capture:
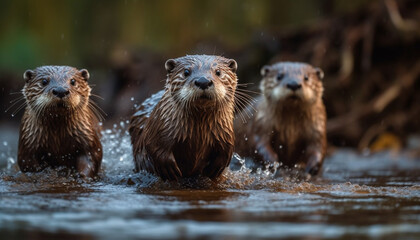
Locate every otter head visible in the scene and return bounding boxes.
[164,55,238,109]
[23,66,91,115]
[260,62,324,104]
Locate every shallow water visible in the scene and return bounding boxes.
[1,123,420,240]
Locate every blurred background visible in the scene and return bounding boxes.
[1,0,419,154]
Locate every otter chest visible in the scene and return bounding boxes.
[271,125,311,166]
[172,139,213,177]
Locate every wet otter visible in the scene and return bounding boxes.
[234,62,326,175]
[129,55,238,181]
[18,66,103,178]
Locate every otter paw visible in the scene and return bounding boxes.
[154,155,182,181]
[305,161,321,175]
[76,155,96,179]
[204,160,228,179]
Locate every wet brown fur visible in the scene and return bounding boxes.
[234,62,326,175]
[129,55,238,181]
[18,66,103,178]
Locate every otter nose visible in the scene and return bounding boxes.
[52,87,70,98]
[194,77,213,90]
[286,82,302,91]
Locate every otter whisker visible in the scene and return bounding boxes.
[233,103,247,123]
[88,104,104,122]
[228,89,256,122]
[5,97,26,113]
[236,89,259,100]
[11,102,27,117]
[236,88,262,95]
[88,100,107,121]
[235,99,252,119]
[230,92,251,117]
[235,94,257,113]
[227,92,249,123]
[234,90,258,109]
[90,100,107,116]
[90,94,105,101]
[235,87,259,109]
[236,83,254,87]
[10,96,25,103]
[9,91,24,95]
[235,92,257,105]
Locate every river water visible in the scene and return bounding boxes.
[0,123,419,240]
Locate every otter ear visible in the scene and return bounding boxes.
[227,59,237,73]
[315,67,324,80]
[80,69,90,81]
[23,70,34,83]
[165,59,176,73]
[260,65,271,77]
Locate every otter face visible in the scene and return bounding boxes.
[260,62,324,104]
[164,55,237,108]
[23,66,91,115]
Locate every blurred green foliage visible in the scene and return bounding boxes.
[0,0,371,72]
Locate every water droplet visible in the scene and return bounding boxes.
[3,141,8,146]
[47,153,52,156]
[279,145,283,149]
[130,97,134,101]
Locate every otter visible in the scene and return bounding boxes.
[129,55,238,181]
[234,62,326,175]
[17,66,103,178]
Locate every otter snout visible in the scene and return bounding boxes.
[52,87,70,98]
[286,81,302,91]
[194,77,213,90]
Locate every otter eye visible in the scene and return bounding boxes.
[215,69,221,77]
[70,79,76,86]
[277,73,284,81]
[41,79,49,86]
[184,69,191,77]
[304,75,309,81]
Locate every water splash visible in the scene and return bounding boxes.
[0,121,419,196]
